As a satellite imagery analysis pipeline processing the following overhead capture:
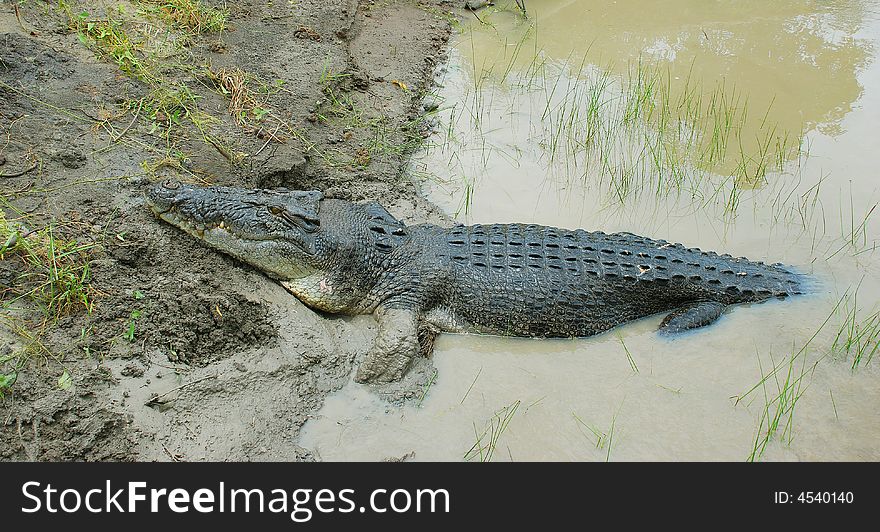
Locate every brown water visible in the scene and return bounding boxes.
[300,0,880,461]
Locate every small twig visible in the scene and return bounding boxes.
[0,162,37,179]
[3,180,34,196]
[146,373,217,404]
[151,361,190,373]
[4,395,16,426]
[206,136,238,162]
[15,226,35,240]
[161,443,182,462]
[254,122,284,156]
[0,80,92,123]
[460,367,482,404]
[417,369,438,407]
[470,10,489,25]
[17,418,34,460]
[14,5,26,32]
[79,108,103,122]
[260,14,297,21]
[112,99,143,143]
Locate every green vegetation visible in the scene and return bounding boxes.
[73,12,153,81]
[464,399,520,462]
[831,283,880,369]
[458,367,482,404]
[572,408,619,462]
[203,65,300,155]
[742,346,814,462]
[140,0,229,35]
[0,210,95,322]
[0,371,16,398]
[31,1,418,175]
[829,390,839,421]
[417,368,438,407]
[141,83,215,140]
[315,62,427,169]
[0,207,95,395]
[57,368,72,390]
[733,293,861,461]
[436,27,807,217]
[205,66,270,126]
[123,309,143,342]
[50,1,250,166]
[617,333,638,373]
[538,58,802,206]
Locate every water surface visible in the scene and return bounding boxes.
[301,0,880,461]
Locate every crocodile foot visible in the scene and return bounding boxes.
[658,301,726,335]
[355,307,420,384]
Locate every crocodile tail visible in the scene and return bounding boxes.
[778,265,815,296]
[706,259,811,303]
[752,263,811,299]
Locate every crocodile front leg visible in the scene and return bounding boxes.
[355,306,420,384]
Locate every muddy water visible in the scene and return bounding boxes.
[301,1,880,461]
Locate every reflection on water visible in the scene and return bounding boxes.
[300,0,880,461]
[465,0,875,137]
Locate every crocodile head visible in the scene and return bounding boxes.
[146,180,326,280]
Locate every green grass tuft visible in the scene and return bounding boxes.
[0,211,95,322]
[830,282,880,369]
[137,0,229,35]
[464,400,520,462]
[0,209,96,395]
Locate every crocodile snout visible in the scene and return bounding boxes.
[145,179,186,215]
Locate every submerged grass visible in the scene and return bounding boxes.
[742,345,813,462]
[464,399,520,462]
[734,291,859,461]
[433,26,806,216]
[830,282,880,369]
[539,58,802,206]
[572,406,620,462]
[616,333,638,373]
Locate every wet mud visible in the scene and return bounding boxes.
[1,0,455,461]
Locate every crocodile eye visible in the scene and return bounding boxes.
[162,179,179,190]
[269,206,283,215]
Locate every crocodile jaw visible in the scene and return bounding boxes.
[146,182,318,280]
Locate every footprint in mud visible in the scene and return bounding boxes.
[143,292,277,366]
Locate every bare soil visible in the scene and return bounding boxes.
[0,0,456,461]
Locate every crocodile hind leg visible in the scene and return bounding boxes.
[418,321,440,359]
[658,301,726,335]
[355,306,420,384]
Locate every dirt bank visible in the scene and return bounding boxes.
[0,0,455,461]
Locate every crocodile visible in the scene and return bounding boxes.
[146,180,806,383]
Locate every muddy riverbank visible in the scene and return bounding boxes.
[3,0,878,463]
[1,0,456,461]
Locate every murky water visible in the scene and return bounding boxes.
[301,0,880,461]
